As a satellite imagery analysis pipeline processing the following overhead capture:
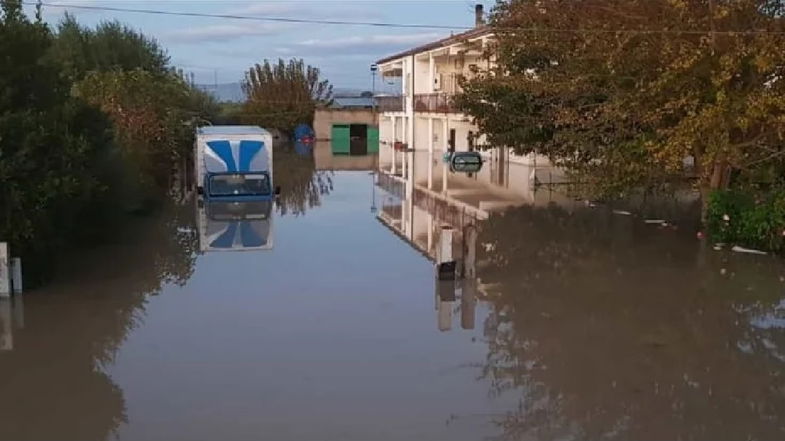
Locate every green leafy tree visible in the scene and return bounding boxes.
[0,0,113,282]
[74,69,215,193]
[242,58,333,133]
[49,13,169,82]
[457,0,785,204]
[47,14,217,197]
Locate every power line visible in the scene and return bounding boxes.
[26,1,471,30]
[25,2,785,36]
[492,26,785,36]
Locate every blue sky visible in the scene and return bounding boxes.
[26,0,495,91]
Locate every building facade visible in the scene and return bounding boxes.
[375,7,563,198]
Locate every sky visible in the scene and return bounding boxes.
[24,0,495,91]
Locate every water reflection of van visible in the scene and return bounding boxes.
[197,201,273,252]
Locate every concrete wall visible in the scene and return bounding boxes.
[314,109,377,140]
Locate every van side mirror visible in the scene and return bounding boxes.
[275,186,281,196]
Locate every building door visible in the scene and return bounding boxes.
[350,124,368,155]
[448,129,456,152]
[331,124,350,154]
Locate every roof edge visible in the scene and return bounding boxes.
[376,26,492,66]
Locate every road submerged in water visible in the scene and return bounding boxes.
[2,148,785,441]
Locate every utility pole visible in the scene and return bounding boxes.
[370,63,378,113]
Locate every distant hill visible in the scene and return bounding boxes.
[333,88,367,98]
[197,82,244,103]
[197,83,374,103]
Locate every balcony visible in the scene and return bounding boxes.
[376,95,404,112]
[414,93,457,113]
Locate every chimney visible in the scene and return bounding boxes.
[475,4,485,27]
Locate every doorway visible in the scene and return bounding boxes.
[350,124,368,155]
[331,124,380,155]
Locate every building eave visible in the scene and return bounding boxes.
[376,26,493,66]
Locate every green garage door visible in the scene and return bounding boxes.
[367,126,379,153]
[331,124,350,154]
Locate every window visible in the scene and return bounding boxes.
[209,173,271,197]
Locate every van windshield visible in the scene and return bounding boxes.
[209,173,270,197]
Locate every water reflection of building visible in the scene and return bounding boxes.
[373,75,584,331]
[376,170,479,331]
[314,141,378,171]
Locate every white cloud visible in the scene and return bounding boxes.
[224,3,381,20]
[164,23,285,44]
[224,4,301,16]
[298,33,445,50]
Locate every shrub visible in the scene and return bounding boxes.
[707,188,785,252]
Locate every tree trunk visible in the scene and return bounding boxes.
[700,158,730,225]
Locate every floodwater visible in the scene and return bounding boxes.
[2,142,785,441]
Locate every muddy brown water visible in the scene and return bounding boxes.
[2,157,785,440]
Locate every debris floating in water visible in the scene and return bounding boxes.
[731,245,767,255]
[612,209,633,216]
[645,219,667,225]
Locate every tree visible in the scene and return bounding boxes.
[241,58,333,132]
[457,0,785,204]
[49,13,169,82]
[74,69,215,193]
[49,14,217,197]
[0,0,113,283]
[0,3,214,284]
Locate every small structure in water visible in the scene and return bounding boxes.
[313,108,379,155]
[294,124,315,144]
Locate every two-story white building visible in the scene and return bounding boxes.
[375,5,563,203]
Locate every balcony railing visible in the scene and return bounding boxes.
[414,93,457,113]
[376,95,404,112]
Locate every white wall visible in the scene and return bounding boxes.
[414,58,431,94]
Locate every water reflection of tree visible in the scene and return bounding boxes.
[274,144,332,216]
[478,204,785,441]
[0,202,199,441]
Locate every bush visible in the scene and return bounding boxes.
[707,188,785,252]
